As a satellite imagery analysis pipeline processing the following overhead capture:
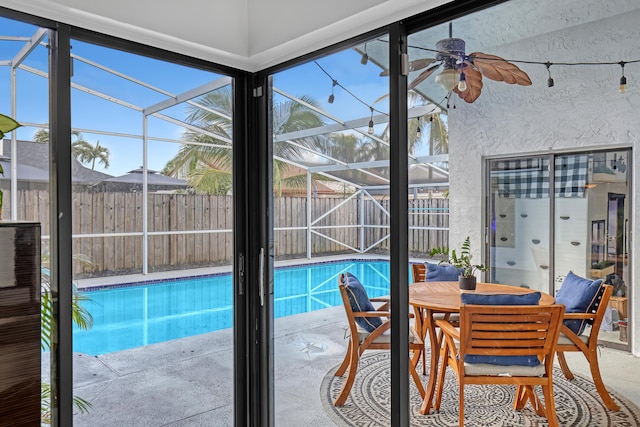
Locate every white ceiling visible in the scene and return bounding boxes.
[0,0,449,72]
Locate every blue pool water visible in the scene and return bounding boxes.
[73,259,391,355]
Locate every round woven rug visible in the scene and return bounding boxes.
[321,351,640,426]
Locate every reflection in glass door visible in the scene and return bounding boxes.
[0,16,50,426]
[488,156,551,292]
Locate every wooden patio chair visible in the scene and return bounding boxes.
[410,262,460,374]
[334,272,425,406]
[555,282,620,411]
[412,263,427,282]
[434,302,565,426]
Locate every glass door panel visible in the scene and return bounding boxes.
[0,16,50,425]
[69,39,235,425]
[488,156,551,292]
[270,35,392,423]
[488,149,632,349]
[556,149,631,347]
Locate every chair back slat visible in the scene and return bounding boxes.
[461,304,565,361]
[412,263,426,282]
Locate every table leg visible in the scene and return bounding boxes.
[411,306,426,375]
[419,309,439,415]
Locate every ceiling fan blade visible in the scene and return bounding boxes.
[454,65,483,103]
[408,63,441,90]
[409,58,437,72]
[379,57,436,76]
[469,52,532,85]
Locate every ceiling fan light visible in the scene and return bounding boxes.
[435,68,459,92]
[457,71,467,91]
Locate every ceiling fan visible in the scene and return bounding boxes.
[382,23,532,103]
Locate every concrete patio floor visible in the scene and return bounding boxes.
[46,302,640,426]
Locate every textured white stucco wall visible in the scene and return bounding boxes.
[447,10,639,355]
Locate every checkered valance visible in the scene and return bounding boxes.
[495,155,588,199]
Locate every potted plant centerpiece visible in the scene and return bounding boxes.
[0,113,22,219]
[429,236,489,291]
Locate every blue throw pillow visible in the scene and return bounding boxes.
[426,262,461,281]
[461,291,542,366]
[555,271,603,335]
[461,292,541,306]
[341,272,383,333]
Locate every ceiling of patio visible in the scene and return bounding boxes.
[0,0,448,72]
[1,0,635,72]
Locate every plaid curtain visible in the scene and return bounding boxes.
[495,155,587,199]
[554,154,588,198]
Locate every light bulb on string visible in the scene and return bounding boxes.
[619,61,627,93]
[457,71,467,91]
[368,107,374,135]
[416,118,422,139]
[328,80,337,103]
[546,62,554,87]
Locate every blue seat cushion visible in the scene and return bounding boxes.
[461,291,542,366]
[555,271,603,335]
[425,262,461,281]
[342,272,383,333]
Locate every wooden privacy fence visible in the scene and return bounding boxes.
[8,190,449,276]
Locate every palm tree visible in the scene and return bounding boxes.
[73,140,110,170]
[373,90,448,156]
[31,129,110,170]
[163,86,327,195]
[33,129,86,145]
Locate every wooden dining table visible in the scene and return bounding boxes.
[409,281,555,415]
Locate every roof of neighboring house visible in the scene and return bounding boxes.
[90,168,187,192]
[0,157,50,181]
[1,139,113,184]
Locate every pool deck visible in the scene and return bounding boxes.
[54,306,640,426]
[59,257,640,426]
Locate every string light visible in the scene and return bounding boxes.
[416,117,422,138]
[328,79,337,103]
[361,44,369,65]
[545,62,554,87]
[408,42,640,94]
[314,60,389,135]
[619,61,627,93]
[368,107,375,134]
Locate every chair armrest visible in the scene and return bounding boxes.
[563,312,596,320]
[353,311,390,318]
[435,319,460,341]
[370,297,390,312]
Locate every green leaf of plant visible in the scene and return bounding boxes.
[0,113,21,139]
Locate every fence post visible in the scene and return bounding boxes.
[306,171,312,259]
[359,190,364,252]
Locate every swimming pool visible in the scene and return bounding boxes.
[73,259,391,355]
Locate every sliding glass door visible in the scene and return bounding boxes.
[487,149,632,349]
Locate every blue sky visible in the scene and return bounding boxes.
[1,16,400,177]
